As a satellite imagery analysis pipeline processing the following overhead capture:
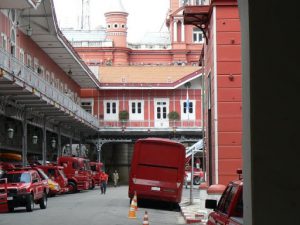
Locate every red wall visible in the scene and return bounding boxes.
[204,2,242,185]
[216,4,242,184]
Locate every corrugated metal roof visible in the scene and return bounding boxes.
[62,28,106,42]
[138,32,171,45]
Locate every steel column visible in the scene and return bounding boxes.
[78,133,82,157]
[57,125,62,158]
[70,137,73,156]
[42,117,47,165]
[22,111,27,167]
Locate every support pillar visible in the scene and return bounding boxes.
[173,20,177,42]
[42,117,47,165]
[181,20,185,42]
[70,137,73,156]
[79,133,82,157]
[22,111,27,167]
[57,125,62,158]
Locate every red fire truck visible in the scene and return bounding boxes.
[205,170,243,225]
[57,156,92,193]
[129,138,185,204]
[0,169,48,212]
[89,162,103,187]
[37,165,69,194]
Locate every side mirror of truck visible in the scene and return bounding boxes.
[205,199,217,209]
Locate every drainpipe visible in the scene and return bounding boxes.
[201,49,206,177]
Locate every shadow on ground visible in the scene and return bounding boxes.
[138,199,180,212]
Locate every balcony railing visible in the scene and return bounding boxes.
[71,41,113,48]
[0,48,99,128]
[99,119,202,129]
[127,43,171,50]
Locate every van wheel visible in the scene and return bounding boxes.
[193,176,201,185]
[39,192,47,209]
[26,194,34,212]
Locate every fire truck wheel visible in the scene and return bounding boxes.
[39,192,47,209]
[68,181,77,193]
[8,206,14,212]
[193,176,201,185]
[90,181,95,190]
[26,194,34,212]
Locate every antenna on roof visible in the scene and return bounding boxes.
[81,0,90,30]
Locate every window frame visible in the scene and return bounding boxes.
[181,99,196,120]
[103,100,119,121]
[19,48,25,64]
[193,28,204,43]
[129,100,144,121]
[1,33,8,51]
[80,98,94,114]
[26,54,32,68]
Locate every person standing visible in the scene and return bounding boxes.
[100,171,108,194]
[113,170,119,187]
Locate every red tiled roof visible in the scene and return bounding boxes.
[99,66,200,84]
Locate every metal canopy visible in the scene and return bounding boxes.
[183,5,210,27]
[18,0,101,88]
[0,75,99,132]
[0,0,40,9]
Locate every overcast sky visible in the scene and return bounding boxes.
[53,0,170,42]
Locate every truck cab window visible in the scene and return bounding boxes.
[72,162,79,169]
[233,189,243,217]
[217,185,238,214]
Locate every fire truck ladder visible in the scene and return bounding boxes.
[186,139,203,158]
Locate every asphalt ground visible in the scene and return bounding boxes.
[0,185,198,225]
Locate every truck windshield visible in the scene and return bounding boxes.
[37,168,49,180]
[3,172,31,183]
[58,169,67,179]
[90,165,96,171]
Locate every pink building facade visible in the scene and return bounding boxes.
[67,0,206,139]
[184,0,242,185]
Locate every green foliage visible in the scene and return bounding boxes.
[168,111,180,120]
[119,110,129,121]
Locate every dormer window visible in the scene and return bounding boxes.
[121,24,125,28]
[114,23,118,28]
[107,24,111,29]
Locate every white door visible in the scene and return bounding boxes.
[154,98,169,127]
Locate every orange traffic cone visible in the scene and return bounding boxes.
[132,191,138,211]
[128,196,137,219]
[142,211,149,225]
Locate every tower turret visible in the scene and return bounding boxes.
[105,0,128,48]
